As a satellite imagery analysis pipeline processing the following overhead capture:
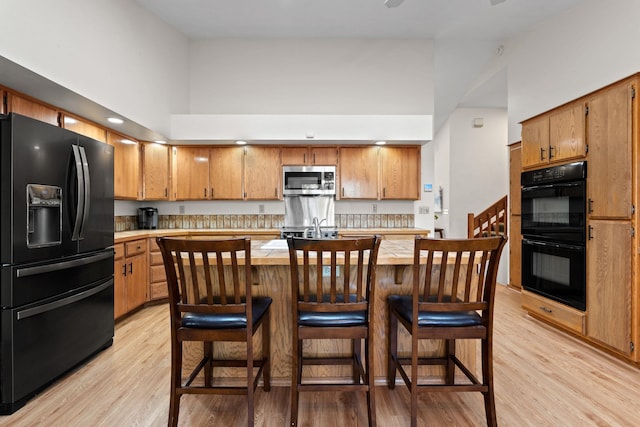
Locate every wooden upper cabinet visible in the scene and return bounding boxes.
[6,92,59,126]
[0,90,5,114]
[339,146,379,199]
[281,147,309,165]
[549,101,586,163]
[174,146,210,200]
[379,146,420,200]
[310,147,338,165]
[281,146,339,165]
[521,115,550,169]
[586,80,634,219]
[210,146,244,200]
[244,146,281,200]
[61,113,107,143]
[141,142,170,200]
[108,131,140,200]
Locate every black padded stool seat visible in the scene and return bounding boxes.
[387,295,482,327]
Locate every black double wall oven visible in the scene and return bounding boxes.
[521,161,587,311]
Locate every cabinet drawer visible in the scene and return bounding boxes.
[521,290,585,335]
[150,264,168,284]
[114,243,125,260]
[149,281,168,300]
[125,239,147,257]
[148,237,160,252]
[149,251,164,266]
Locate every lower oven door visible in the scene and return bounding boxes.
[522,238,586,311]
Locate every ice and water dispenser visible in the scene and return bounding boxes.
[27,184,62,248]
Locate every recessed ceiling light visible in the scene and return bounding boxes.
[384,0,404,8]
[375,140,387,145]
[107,117,124,124]
[154,140,167,144]
[236,140,247,145]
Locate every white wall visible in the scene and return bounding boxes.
[188,39,434,115]
[504,0,640,144]
[1,0,189,137]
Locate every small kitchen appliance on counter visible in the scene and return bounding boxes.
[137,207,158,229]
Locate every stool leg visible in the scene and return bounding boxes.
[387,310,398,389]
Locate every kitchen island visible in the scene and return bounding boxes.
[164,237,478,386]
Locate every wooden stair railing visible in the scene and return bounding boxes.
[467,195,508,238]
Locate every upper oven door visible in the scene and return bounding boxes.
[521,180,586,242]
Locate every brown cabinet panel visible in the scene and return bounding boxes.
[61,114,107,143]
[509,143,522,215]
[5,92,59,126]
[244,146,281,200]
[586,81,633,219]
[379,146,420,200]
[175,147,210,200]
[281,147,309,165]
[114,239,148,319]
[586,220,632,355]
[210,146,244,199]
[521,115,549,169]
[339,147,379,199]
[142,142,170,200]
[549,101,586,162]
[508,215,521,290]
[310,147,338,165]
[0,90,5,114]
[108,131,140,200]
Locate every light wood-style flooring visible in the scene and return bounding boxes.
[2,286,640,426]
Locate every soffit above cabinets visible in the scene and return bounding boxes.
[169,114,433,145]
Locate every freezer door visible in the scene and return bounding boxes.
[77,135,114,253]
[1,114,79,264]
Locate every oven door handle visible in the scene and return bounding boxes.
[522,238,584,251]
[521,182,582,192]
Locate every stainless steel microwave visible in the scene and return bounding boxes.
[282,165,336,196]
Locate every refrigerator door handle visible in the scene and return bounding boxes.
[78,146,91,239]
[16,279,113,320]
[16,250,114,278]
[71,144,85,241]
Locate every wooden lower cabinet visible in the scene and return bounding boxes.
[586,220,633,356]
[509,215,521,290]
[114,239,148,319]
[521,290,585,335]
[148,238,168,301]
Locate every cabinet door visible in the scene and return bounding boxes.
[126,253,148,312]
[0,90,5,114]
[108,132,140,200]
[244,146,281,200]
[586,220,632,355]
[549,101,586,163]
[587,81,633,219]
[339,147,379,199]
[175,147,210,200]
[281,147,309,165]
[210,146,244,199]
[379,146,420,200]
[310,147,338,165]
[61,114,107,143]
[114,258,127,319]
[509,143,522,215]
[142,142,170,200]
[6,92,59,126]
[521,115,549,169]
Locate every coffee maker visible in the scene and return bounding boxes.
[137,207,158,229]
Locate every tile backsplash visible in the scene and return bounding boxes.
[114,214,415,232]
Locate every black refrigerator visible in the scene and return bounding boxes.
[0,113,115,414]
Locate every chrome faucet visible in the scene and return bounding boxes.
[312,217,326,238]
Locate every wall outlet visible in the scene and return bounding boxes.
[258,204,265,213]
[418,206,429,214]
[372,203,377,213]
[179,205,185,214]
